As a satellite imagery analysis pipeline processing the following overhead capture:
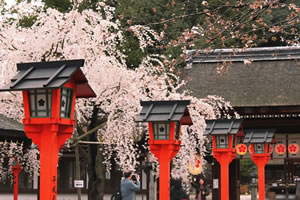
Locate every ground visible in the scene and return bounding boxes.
[190,194,252,200]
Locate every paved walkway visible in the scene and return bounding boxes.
[240,195,251,200]
[198,194,252,200]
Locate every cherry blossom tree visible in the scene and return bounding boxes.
[0,2,235,198]
[0,141,39,182]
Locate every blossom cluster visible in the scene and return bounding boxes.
[0,141,39,182]
[0,3,235,185]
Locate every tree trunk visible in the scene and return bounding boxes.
[88,106,105,200]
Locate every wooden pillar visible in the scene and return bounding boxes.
[212,159,221,200]
[229,159,240,200]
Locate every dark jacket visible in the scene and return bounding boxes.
[170,179,189,200]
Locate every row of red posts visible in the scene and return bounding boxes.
[1,60,282,200]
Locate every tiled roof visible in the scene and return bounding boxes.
[136,100,193,125]
[181,46,300,107]
[188,46,300,63]
[204,119,243,135]
[0,59,96,98]
[0,114,23,131]
[243,129,275,143]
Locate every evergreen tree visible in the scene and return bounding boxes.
[8,0,300,68]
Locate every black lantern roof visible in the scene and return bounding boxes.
[204,119,243,135]
[0,59,96,98]
[243,129,275,144]
[136,100,193,125]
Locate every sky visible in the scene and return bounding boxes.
[5,0,15,7]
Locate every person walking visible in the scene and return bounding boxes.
[197,179,208,200]
[121,171,140,200]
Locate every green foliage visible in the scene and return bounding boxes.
[78,0,101,12]
[18,15,37,27]
[25,0,300,68]
[121,31,146,69]
[43,0,72,12]
[114,0,297,68]
[240,159,257,184]
[114,0,199,68]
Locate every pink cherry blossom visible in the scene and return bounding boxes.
[0,3,235,185]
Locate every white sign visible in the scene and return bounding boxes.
[74,180,84,188]
[272,183,278,187]
[213,179,219,189]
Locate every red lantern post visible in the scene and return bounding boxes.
[0,60,96,200]
[11,159,22,200]
[148,122,181,200]
[249,143,271,200]
[136,100,192,200]
[244,129,276,200]
[212,135,236,200]
[204,119,243,200]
